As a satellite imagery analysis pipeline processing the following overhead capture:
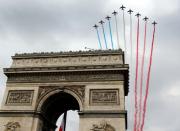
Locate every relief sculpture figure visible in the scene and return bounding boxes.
[4,122,20,131]
[91,121,115,131]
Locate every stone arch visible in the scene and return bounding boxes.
[36,87,84,112]
[35,87,83,131]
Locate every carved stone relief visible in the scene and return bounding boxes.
[6,90,34,105]
[5,64,127,73]
[38,85,85,102]
[4,122,20,131]
[90,89,119,105]
[7,73,123,83]
[68,86,85,99]
[91,121,115,131]
[11,55,123,68]
[38,86,57,98]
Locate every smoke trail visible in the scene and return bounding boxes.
[112,11,120,49]
[100,20,108,49]
[93,24,102,49]
[140,22,156,131]
[134,13,140,131]
[96,28,102,49]
[128,9,133,74]
[106,16,114,49]
[130,14,133,68]
[108,19,114,49]
[115,15,120,49]
[137,18,148,131]
[122,9,127,53]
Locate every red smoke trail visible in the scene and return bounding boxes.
[134,15,140,131]
[140,23,156,131]
[137,19,148,131]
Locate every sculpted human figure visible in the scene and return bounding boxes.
[4,122,20,131]
[91,121,115,131]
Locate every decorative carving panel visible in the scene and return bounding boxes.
[90,89,119,105]
[4,122,20,131]
[91,121,115,131]
[38,85,85,102]
[7,73,123,83]
[68,86,85,100]
[6,90,34,105]
[11,55,123,68]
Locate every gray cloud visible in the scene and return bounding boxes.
[0,0,180,131]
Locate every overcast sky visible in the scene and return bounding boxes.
[0,0,180,131]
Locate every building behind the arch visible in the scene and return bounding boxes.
[0,49,129,131]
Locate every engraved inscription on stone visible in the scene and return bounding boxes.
[90,89,119,105]
[6,90,34,105]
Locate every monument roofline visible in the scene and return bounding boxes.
[12,49,123,59]
[10,49,125,68]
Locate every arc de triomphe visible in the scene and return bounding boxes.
[0,49,129,131]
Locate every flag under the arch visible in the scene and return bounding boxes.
[59,112,67,131]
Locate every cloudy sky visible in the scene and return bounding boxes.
[0,0,180,131]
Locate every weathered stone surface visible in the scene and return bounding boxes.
[6,73,124,83]
[6,90,34,106]
[38,85,85,102]
[79,118,126,131]
[11,50,124,68]
[4,121,20,131]
[91,120,115,131]
[0,117,34,131]
[90,89,119,106]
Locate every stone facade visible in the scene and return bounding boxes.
[0,49,129,131]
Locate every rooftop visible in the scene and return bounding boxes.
[12,49,124,59]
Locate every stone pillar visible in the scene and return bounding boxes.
[79,82,127,131]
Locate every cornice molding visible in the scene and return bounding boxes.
[4,64,129,74]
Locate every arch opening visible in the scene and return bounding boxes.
[39,91,80,131]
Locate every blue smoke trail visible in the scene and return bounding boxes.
[108,20,114,49]
[102,24,108,49]
[96,28,102,49]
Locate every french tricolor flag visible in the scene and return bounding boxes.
[59,112,67,131]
